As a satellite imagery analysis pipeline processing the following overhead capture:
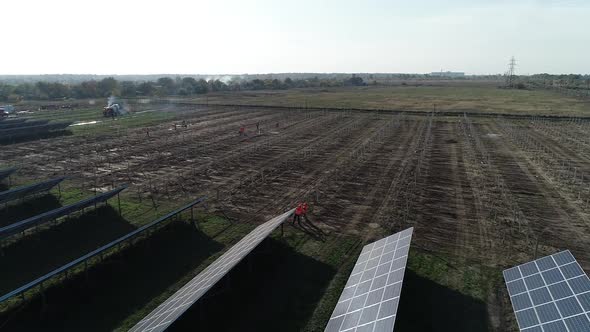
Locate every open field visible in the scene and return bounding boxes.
[180,84,590,116]
[1,89,590,331]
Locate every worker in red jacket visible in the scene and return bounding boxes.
[302,202,309,220]
[293,203,303,225]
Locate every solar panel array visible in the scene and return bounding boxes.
[0,176,65,204]
[130,209,295,332]
[0,121,72,140]
[0,167,17,180]
[504,250,590,332]
[0,185,127,240]
[0,196,206,304]
[0,119,48,130]
[325,227,414,332]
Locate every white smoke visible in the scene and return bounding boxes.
[205,75,234,84]
[107,95,117,107]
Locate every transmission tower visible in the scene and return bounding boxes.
[506,56,516,88]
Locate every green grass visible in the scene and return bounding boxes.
[17,106,175,138]
[396,249,505,331]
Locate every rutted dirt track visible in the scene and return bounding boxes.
[2,105,590,329]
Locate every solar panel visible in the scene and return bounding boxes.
[325,227,414,332]
[0,122,72,139]
[0,185,127,240]
[0,167,17,181]
[503,250,590,332]
[0,196,206,304]
[130,208,295,332]
[0,176,66,204]
[0,119,49,130]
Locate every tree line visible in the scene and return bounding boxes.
[0,76,366,102]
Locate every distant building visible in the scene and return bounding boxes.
[430,71,465,78]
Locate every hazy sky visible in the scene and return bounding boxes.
[3,0,589,75]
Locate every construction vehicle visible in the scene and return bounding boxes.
[0,105,14,117]
[103,103,125,118]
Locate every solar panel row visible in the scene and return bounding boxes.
[0,196,206,304]
[0,122,72,139]
[0,176,65,204]
[0,185,127,240]
[130,209,295,332]
[325,227,414,332]
[0,119,48,130]
[0,167,17,180]
[504,250,590,332]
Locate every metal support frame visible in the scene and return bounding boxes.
[117,193,122,216]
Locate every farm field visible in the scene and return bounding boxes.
[181,84,590,116]
[1,92,590,331]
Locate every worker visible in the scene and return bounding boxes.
[293,203,303,226]
[302,202,309,220]
[239,126,245,136]
[256,121,260,132]
[146,128,150,138]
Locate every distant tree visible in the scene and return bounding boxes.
[346,75,365,86]
[97,77,119,96]
[157,77,176,94]
[73,80,98,98]
[181,77,198,95]
[120,81,137,97]
[137,82,156,96]
[251,79,265,90]
[35,82,70,99]
[194,79,209,94]
[208,79,228,92]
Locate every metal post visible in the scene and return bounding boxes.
[534,236,540,259]
[117,193,122,216]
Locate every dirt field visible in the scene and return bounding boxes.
[1,101,590,331]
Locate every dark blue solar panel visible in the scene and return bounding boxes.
[524,274,545,290]
[0,196,206,304]
[548,281,573,300]
[536,256,558,271]
[535,302,560,323]
[578,292,590,311]
[560,262,585,279]
[504,250,590,332]
[516,308,539,328]
[0,167,17,180]
[564,314,590,332]
[541,320,568,332]
[512,293,533,310]
[0,185,127,240]
[553,251,575,266]
[504,267,522,282]
[507,279,527,296]
[530,287,553,306]
[542,268,565,284]
[556,297,583,317]
[520,262,540,276]
[0,177,65,204]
